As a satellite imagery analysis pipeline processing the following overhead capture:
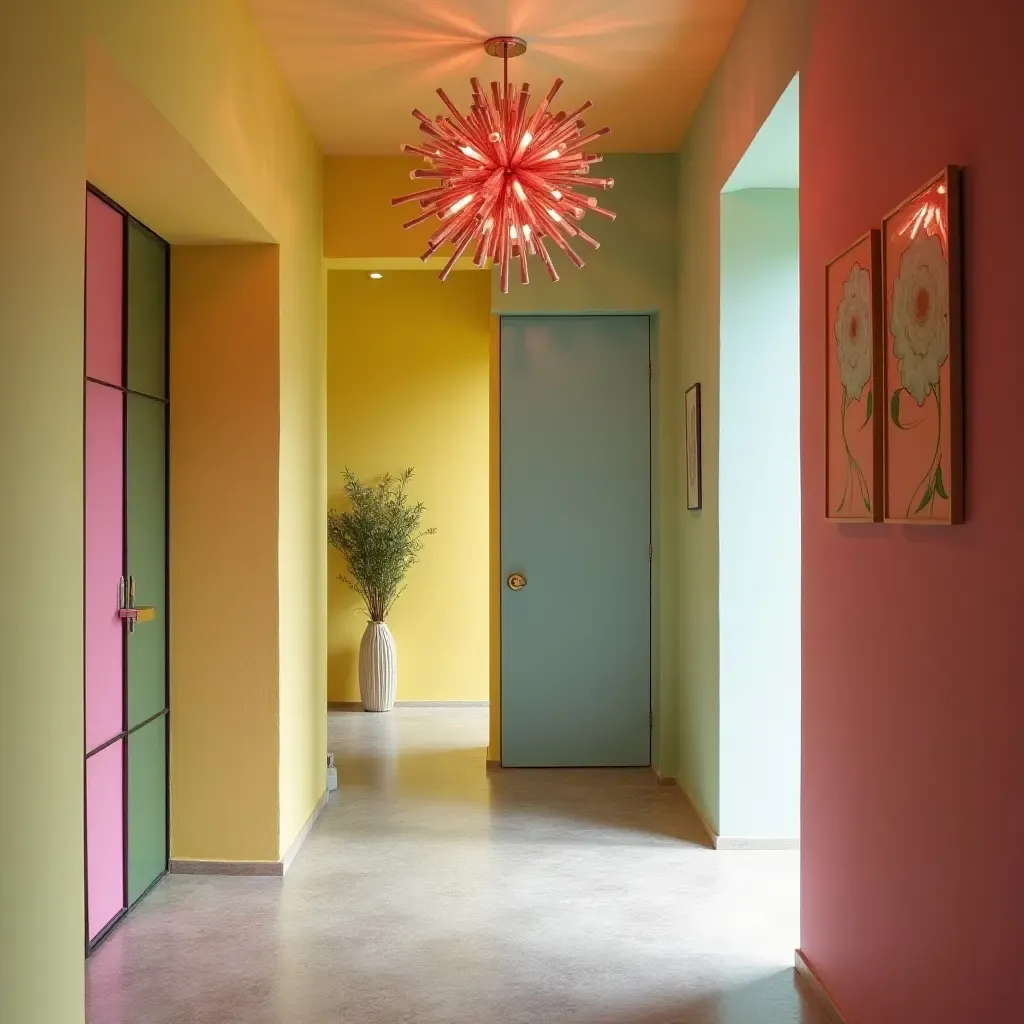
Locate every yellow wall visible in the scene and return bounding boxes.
[169,245,282,861]
[88,0,327,861]
[327,271,491,704]
[1,6,86,1022]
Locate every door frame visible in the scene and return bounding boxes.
[491,313,655,768]
[83,184,171,954]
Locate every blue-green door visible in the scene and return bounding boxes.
[501,316,651,767]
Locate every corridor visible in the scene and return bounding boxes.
[85,709,825,1023]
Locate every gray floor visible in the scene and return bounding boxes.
[86,707,825,1023]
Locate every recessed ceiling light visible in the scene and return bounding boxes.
[368,272,383,280]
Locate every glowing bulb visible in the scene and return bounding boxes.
[522,225,532,238]
[551,190,562,200]
[937,184,947,195]
[547,208,562,222]
[448,194,474,215]
[460,146,483,161]
[517,131,534,153]
[512,180,527,201]
[368,272,383,280]
[543,150,561,161]
[509,226,518,239]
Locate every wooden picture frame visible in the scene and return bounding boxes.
[881,166,963,524]
[685,382,702,511]
[825,230,883,521]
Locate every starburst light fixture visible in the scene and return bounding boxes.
[391,36,616,293]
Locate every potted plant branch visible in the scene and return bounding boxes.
[328,468,435,712]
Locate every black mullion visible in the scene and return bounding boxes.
[162,226,172,877]
[85,729,128,760]
[82,186,92,957]
[84,376,169,405]
[120,211,130,915]
[127,707,168,737]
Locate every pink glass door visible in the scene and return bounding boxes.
[86,742,124,942]
[85,189,126,943]
[85,382,124,753]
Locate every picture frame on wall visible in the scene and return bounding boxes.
[685,382,702,511]
[881,166,963,524]
[825,230,883,521]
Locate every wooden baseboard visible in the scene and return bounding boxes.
[794,950,848,1023]
[170,859,284,877]
[716,836,800,851]
[281,789,329,874]
[327,700,489,710]
[674,781,799,850]
[676,782,719,849]
[485,758,501,771]
[652,769,677,787]
[171,789,329,879]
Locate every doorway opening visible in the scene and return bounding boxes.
[717,74,801,847]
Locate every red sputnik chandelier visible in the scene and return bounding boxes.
[391,36,616,293]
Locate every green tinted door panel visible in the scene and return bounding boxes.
[128,715,167,902]
[127,393,166,728]
[127,222,167,398]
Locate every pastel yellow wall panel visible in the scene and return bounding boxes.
[1,6,86,1022]
[327,271,490,704]
[170,245,281,863]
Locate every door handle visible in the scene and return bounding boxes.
[118,575,156,633]
[507,573,527,591]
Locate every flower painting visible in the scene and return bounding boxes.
[882,167,963,524]
[825,231,882,521]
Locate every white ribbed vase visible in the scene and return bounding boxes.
[359,621,397,712]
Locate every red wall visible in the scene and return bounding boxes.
[801,2,1024,1020]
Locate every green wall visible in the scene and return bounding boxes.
[492,154,680,775]
[673,0,814,831]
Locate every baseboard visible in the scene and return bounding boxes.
[674,781,799,850]
[396,700,490,707]
[170,859,284,877]
[485,758,501,771]
[652,769,677,787]
[716,836,800,851]
[327,700,489,709]
[171,789,329,879]
[676,782,719,849]
[281,788,329,875]
[795,950,848,1023]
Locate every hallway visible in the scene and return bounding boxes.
[86,709,824,1023]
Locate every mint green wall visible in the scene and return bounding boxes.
[718,188,800,839]
[493,154,680,776]
[674,0,813,832]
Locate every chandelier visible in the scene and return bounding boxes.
[391,36,616,293]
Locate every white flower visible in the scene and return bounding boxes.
[890,231,948,405]
[834,263,873,400]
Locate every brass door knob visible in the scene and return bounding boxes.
[507,573,527,591]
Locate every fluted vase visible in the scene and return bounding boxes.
[359,621,397,712]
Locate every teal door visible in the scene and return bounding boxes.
[501,316,651,767]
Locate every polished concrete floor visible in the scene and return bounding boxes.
[86,708,825,1023]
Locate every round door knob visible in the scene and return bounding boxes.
[507,573,527,591]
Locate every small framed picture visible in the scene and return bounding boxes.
[881,166,963,524]
[825,230,883,521]
[685,383,702,511]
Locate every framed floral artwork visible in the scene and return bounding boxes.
[825,230,883,521]
[882,167,963,524]
[685,382,702,510]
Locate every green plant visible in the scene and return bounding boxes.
[328,468,435,622]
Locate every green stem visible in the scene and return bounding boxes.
[840,389,870,513]
[905,381,943,518]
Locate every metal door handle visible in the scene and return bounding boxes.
[117,575,155,633]
[507,573,527,591]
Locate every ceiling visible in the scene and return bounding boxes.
[245,0,747,154]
